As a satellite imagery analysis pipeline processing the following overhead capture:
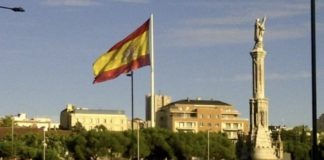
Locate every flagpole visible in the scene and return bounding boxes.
[149,14,156,127]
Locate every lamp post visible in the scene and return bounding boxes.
[0,6,25,12]
[11,116,15,159]
[310,0,318,159]
[127,72,135,159]
[2,4,24,158]
[137,121,140,160]
[43,127,48,160]
[207,130,210,160]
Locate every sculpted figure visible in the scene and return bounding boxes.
[254,17,266,49]
[260,111,265,126]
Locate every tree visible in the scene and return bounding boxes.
[72,122,86,133]
[280,125,312,160]
[66,133,87,160]
[17,146,38,160]
[0,141,12,158]
[142,128,174,159]
[319,135,324,159]
[85,129,110,159]
[209,132,236,160]
[0,116,14,127]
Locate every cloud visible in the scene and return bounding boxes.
[318,22,324,34]
[233,71,311,82]
[165,22,306,48]
[161,1,312,48]
[233,74,251,81]
[267,27,305,41]
[165,27,252,47]
[267,72,311,80]
[42,0,100,6]
[183,17,251,26]
[42,0,149,6]
[112,0,149,3]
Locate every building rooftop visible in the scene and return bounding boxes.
[63,104,126,115]
[71,108,125,115]
[168,99,231,106]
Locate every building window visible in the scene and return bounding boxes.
[179,122,184,128]
[226,123,231,129]
[233,123,238,129]
[186,122,192,128]
[199,122,204,127]
[190,113,197,118]
[208,123,212,127]
[215,123,220,127]
[198,114,203,118]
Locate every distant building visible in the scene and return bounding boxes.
[318,113,324,132]
[60,104,127,131]
[145,94,172,127]
[129,118,149,130]
[13,113,59,129]
[156,98,249,140]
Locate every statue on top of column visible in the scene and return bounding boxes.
[254,17,266,50]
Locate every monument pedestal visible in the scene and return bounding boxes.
[252,128,278,160]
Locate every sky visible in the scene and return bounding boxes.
[0,0,323,127]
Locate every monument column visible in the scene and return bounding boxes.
[249,17,282,160]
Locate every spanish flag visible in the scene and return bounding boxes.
[93,19,150,84]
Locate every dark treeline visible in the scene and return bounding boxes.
[1,117,324,160]
[0,124,236,160]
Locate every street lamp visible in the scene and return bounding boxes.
[0,6,25,12]
[11,116,15,159]
[42,127,48,160]
[207,130,210,160]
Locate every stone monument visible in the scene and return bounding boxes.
[249,17,283,160]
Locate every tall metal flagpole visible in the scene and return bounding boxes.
[310,0,318,159]
[149,14,156,127]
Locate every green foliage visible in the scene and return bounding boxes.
[72,121,86,133]
[284,141,310,160]
[142,128,174,159]
[319,136,324,159]
[17,145,38,160]
[208,132,236,160]
[0,116,14,127]
[0,141,12,158]
[280,125,312,160]
[0,127,238,159]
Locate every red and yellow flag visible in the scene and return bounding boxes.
[93,19,150,83]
